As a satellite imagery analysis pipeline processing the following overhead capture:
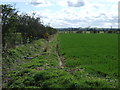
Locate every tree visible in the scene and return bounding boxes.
[1,4,57,51]
[1,4,19,50]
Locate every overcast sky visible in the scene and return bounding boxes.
[1,0,119,28]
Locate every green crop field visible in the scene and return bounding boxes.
[58,33,118,87]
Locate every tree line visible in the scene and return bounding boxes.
[1,4,57,51]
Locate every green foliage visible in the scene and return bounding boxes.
[1,4,19,49]
[7,68,81,88]
[3,36,61,88]
[1,4,57,51]
[3,33,118,88]
[2,39,46,76]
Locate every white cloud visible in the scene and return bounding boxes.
[58,0,87,7]
[58,0,68,7]
[15,0,118,28]
[67,0,85,7]
[104,23,112,27]
[1,0,30,2]
[30,0,52,7]
[104,0,119,2]
[32,5,118,28]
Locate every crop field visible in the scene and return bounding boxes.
[58,33,118,87]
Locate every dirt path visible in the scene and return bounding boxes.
[56,40,65,68]
[43,35,55,56]
[43,35,65,68]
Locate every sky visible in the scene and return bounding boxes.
[1,0,119,28]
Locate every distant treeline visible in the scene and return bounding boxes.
[1,4,57,51]
[57,27,120,34]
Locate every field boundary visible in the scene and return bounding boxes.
[56,40,65,68]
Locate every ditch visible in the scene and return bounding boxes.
[56,40,65,68]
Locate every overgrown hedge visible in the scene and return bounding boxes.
[1,4,57,51]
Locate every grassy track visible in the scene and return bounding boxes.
[3,35,82,88]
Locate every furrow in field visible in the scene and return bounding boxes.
[56,40,65,68]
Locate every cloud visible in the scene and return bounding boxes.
[1,0,29,2]
[58,0,68,7]
[92,4,104,9]
[37,8,117,28]
[28,0,118,28]
[67,0,85,7]
[30,0,52,7]
[58,0,86,7]
[104,0,119,2]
